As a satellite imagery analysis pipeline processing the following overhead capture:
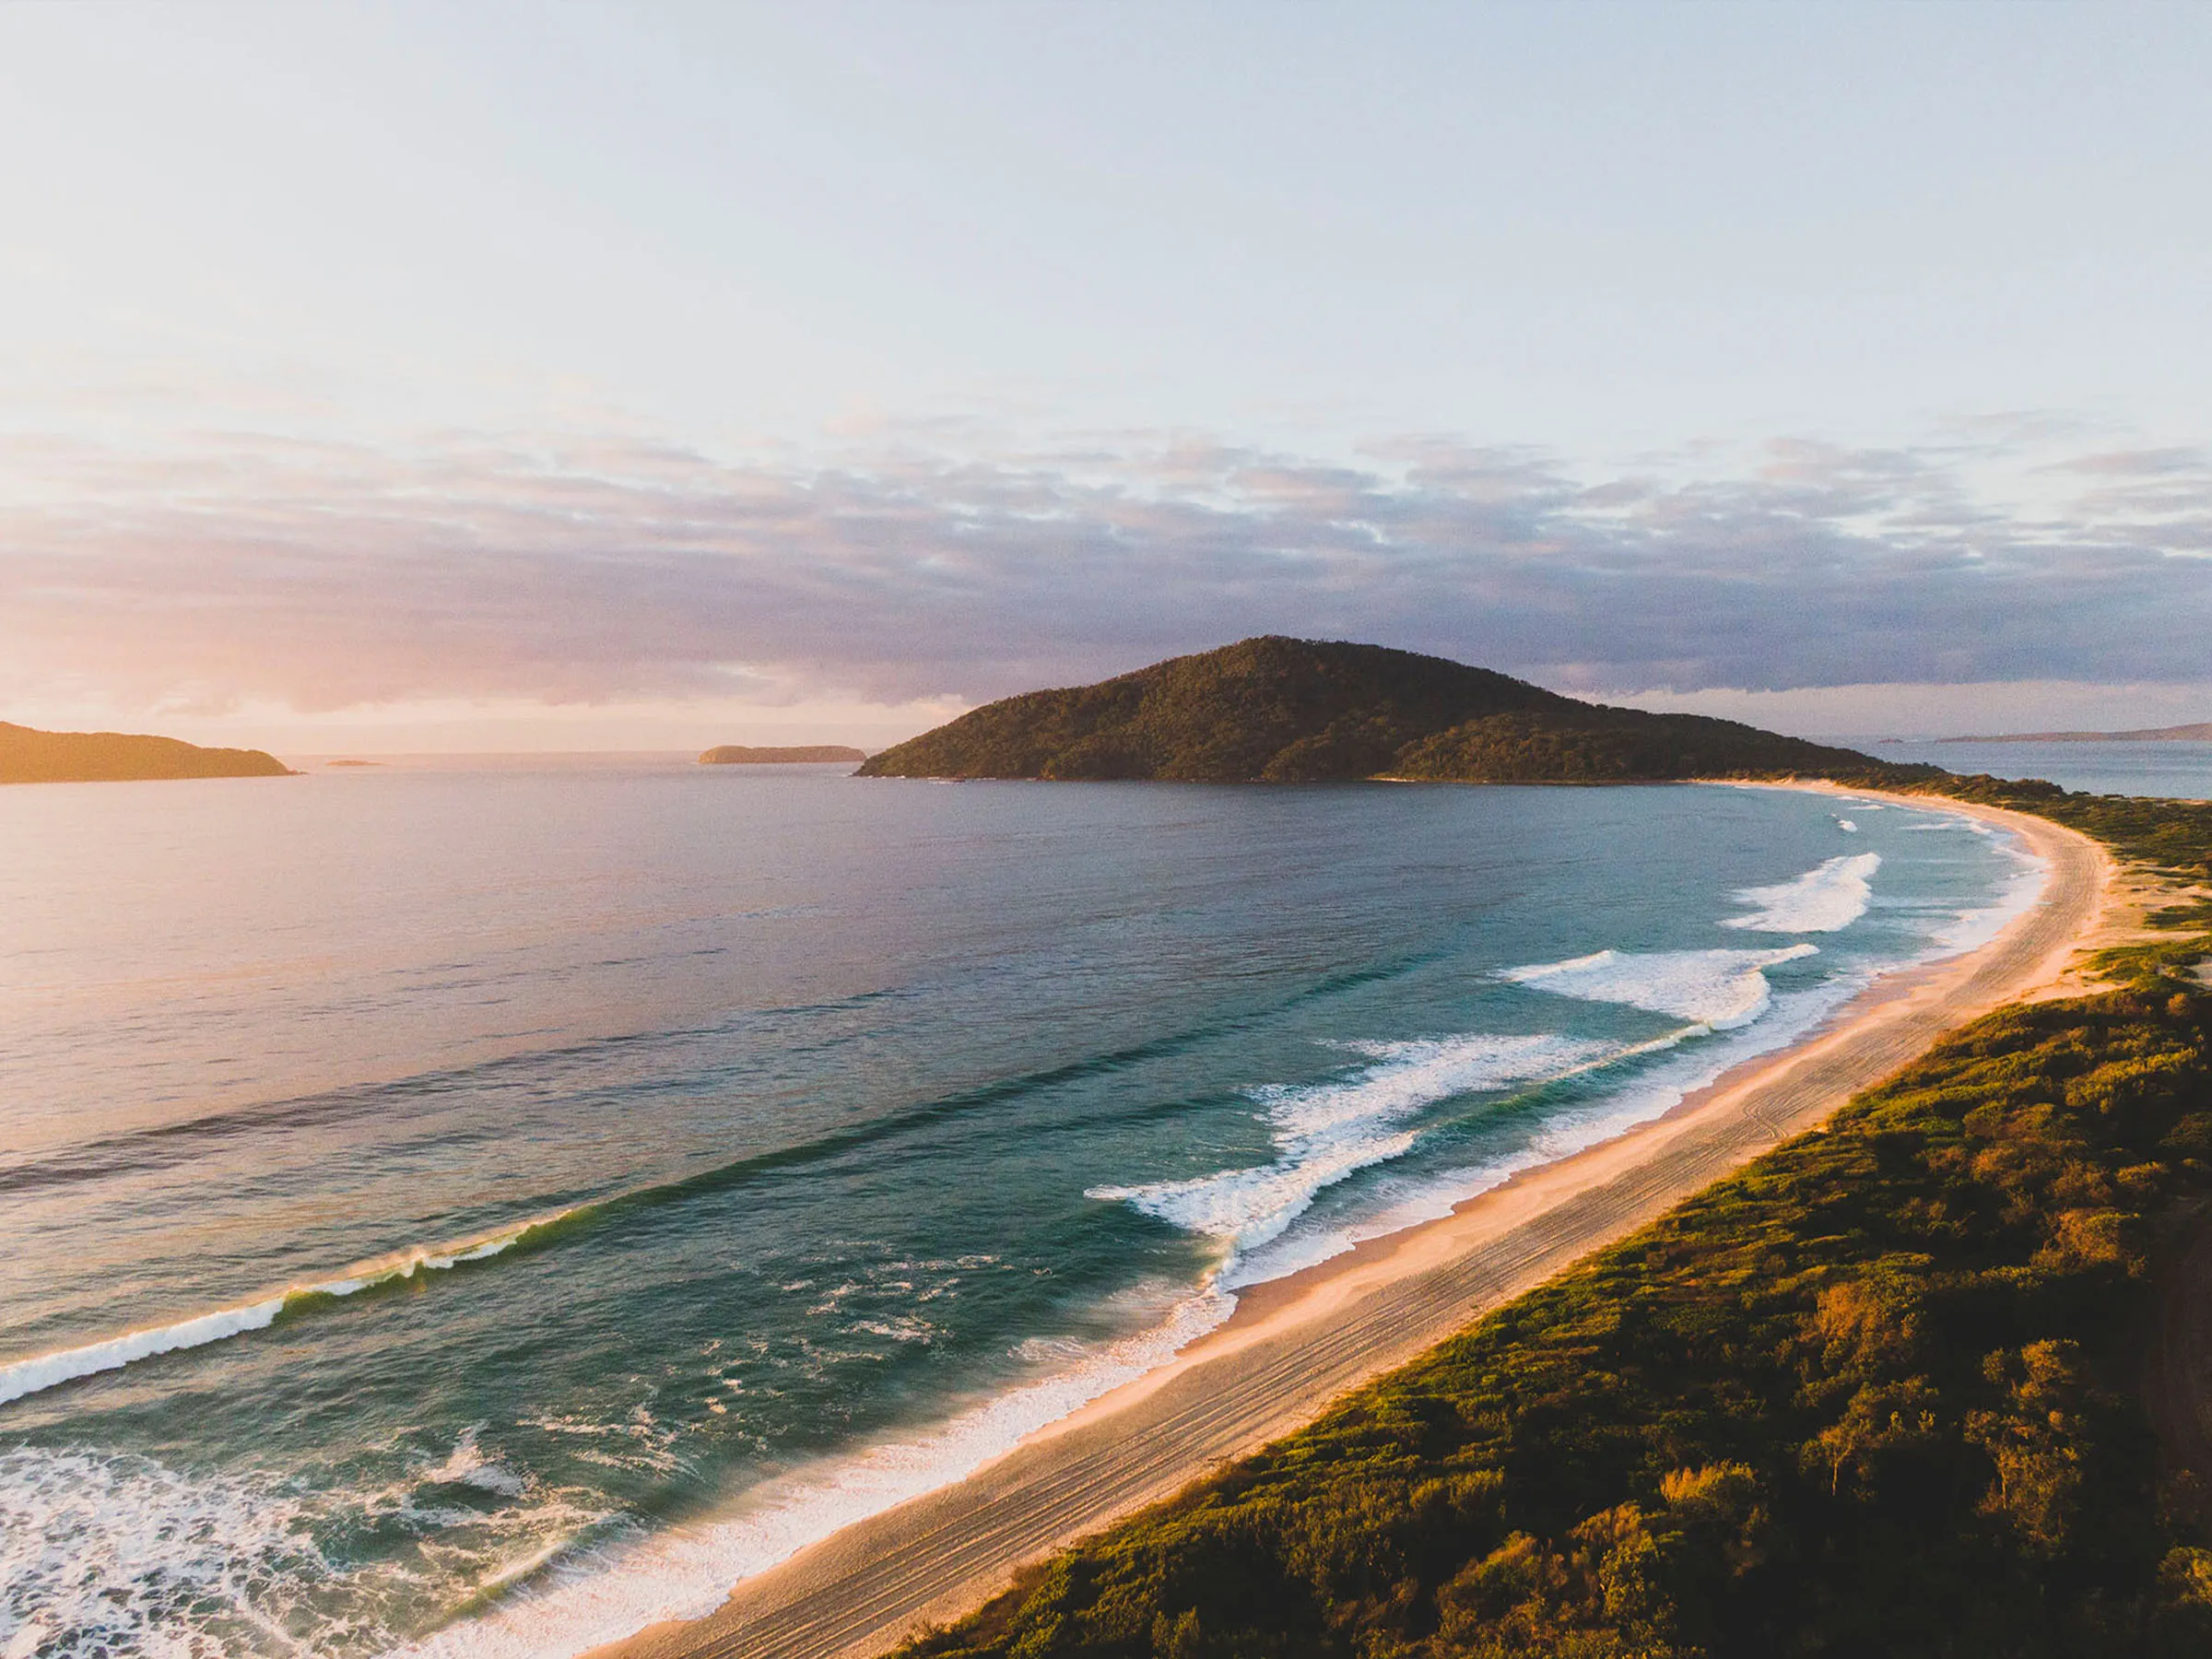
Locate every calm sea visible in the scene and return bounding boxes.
[0,765,2035,1657]
[1861,737,2212,801]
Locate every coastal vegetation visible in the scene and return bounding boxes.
[1923,779,2212,983]
[901,783,2212,1659]
[855,638,1930,785]
[0,721,292,783]
[700,744,869,764]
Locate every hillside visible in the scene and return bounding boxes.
[0,722,293,784]
[699,744,867,764]
[857,638,1925,785]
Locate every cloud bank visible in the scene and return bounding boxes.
[4,424,2207,721]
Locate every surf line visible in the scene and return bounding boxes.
[0,1207,588,1409]
[0,1025,1268,1414]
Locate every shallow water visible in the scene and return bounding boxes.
[0,766,2034,1656]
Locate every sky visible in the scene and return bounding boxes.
[3,0,2208,751]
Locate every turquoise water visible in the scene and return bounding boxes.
[0,767,2037,1656]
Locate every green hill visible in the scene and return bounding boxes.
[0,722,294,784]
[856,638,1924,785]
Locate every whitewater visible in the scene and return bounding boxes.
[0,769,2038,1657]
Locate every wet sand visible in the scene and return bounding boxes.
[597,785,2112,1659]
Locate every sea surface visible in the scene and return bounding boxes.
[0,764,2040,1657]
[1861,737,2212,801]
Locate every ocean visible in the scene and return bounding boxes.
[0,765,2040,1657]
[1859,737,2212,801]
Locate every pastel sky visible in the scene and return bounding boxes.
[4,1,2208,750]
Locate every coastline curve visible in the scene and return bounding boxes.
[563,785,2108,1659]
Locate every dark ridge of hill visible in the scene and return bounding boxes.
[1941,722,2212,743]
[1387,706,1903,784]
[855,638,1927,785]
[699,744,868,765]
[0,723,294,784]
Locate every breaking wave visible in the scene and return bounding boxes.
[0,1435,610,1658]
[1498,944,1818,1030]
[0,1210,586,1409]
[1088,1033,1624,1268]
[1722,852,1882,934]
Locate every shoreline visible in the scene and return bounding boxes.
[585,782,2112,1659]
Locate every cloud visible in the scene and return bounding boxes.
[2,424,2209,716]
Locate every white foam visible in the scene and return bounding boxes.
[0,1213,564,1408]
[0,1299,290,1409]
[390,1283,1236,1659]
[0,1446,336,1658]
[0,1437,610,1657]
[1835,818,1858,833]
[1721,853,1881,934]
[1088,1033,1616,1269]
[1924,828,2049,955]
[423,1426,529,1499]
[1234,963,1877,1288]
[1499,944,1818,1030]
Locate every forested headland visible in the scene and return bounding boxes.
[855,638,1933,785]
[0,721,293,784]
[900,780,2212,1659]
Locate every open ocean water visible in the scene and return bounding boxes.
[0,764,2041,1657]
[1861,738,2212,801]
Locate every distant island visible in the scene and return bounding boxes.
[699,744,868,765]
[0,722,293,784]
[857,637,1930,784]
[1939,720,2212,743]
[325,759,382,768]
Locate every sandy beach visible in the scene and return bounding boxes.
[596,783,2113,1659]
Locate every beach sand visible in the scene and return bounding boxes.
[594,784,2113,1659]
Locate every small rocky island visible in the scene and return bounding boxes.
[1,722,293,784]
[699,744,868,765]
[857,636,1928,785]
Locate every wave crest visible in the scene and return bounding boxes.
[1498,944,1818,1030]
[1089,1033,1618,1262]
[1721,853,1881,934]
[0,1210,582,1410]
